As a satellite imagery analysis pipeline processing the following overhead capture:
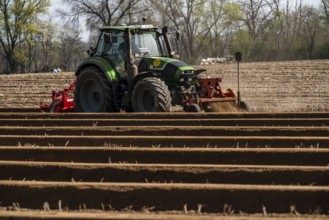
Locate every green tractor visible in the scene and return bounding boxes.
[74,23,249,113]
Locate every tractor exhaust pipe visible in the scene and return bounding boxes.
[125,28,138,83]
[162,26,174,58]
[235,52,242,105]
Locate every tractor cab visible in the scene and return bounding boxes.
[93,25,182,84]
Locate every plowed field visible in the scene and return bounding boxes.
[0,60,328,219]
[0,112,328,219]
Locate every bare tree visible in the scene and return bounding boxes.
[265,0,302,60]
[239,0,273,40]
[36,20,57,72]
[150,0,226,63]
[301,6,320,59]
[58,22,84,71]
[200,0,229,57]
[321,0,329,21]
[60,0,150,30]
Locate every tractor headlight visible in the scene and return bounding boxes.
[181,70,194,75]
[179,70,195,89]
[179,77,193,82]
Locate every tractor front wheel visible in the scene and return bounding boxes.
[74,67,115,112]
[132,77,171,112]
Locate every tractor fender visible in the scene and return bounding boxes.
[127,71,158,100]
[75,56,119,83]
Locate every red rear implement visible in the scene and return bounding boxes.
[40,80,76,112]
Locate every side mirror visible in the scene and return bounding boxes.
[104,33,112,44]
[235,52,242,62]
[176,31,180,40]
[87,47,95,56]
[162,26,168,34]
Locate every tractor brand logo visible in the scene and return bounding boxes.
[153,59,161,67]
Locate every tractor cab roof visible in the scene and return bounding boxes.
[100,25,157,32]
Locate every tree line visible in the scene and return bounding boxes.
[0,0,329,74]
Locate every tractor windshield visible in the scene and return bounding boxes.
[97,29,166,59]
[132,31,166,57]
[95,28,168,74]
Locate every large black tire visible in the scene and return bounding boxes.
[132,77,171,112]
[74,67,115,112]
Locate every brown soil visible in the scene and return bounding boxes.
[1,161,329,185]
[1,181,329,214]
[0,146,329,165]
[0,61,329,219]
[0,112,328,218]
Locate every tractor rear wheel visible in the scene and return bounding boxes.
[75,67,115,112]
[132,77,171,112]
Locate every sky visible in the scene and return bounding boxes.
[303,0,322,6]
[49,0,89,41]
